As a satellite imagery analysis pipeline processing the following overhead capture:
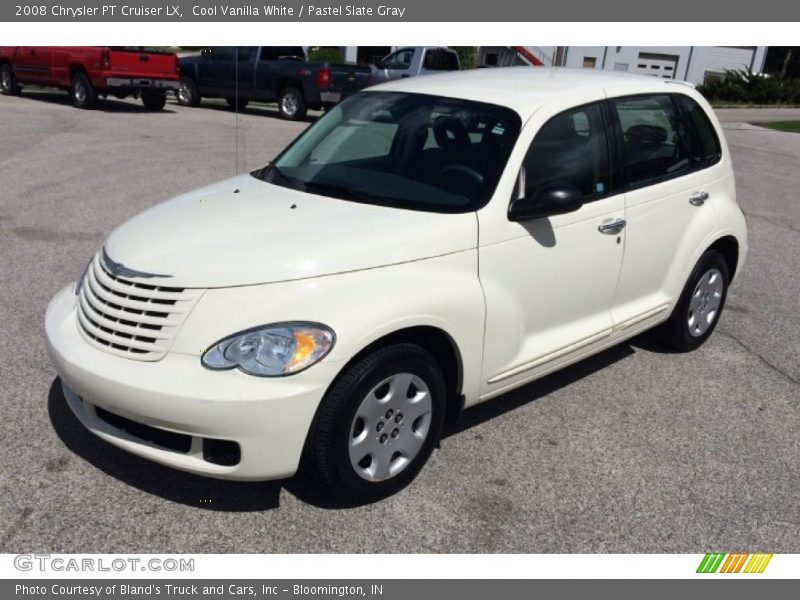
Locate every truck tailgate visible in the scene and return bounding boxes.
[108,48,178,79]
[329,64,372,92]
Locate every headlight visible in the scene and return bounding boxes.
[201,322,335,377]
[74,258,92,295]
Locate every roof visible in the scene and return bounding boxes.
[368,67,697,119]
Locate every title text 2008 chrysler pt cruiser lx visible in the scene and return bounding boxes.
[46,68,747,502]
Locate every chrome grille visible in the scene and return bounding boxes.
[76,253,202,360]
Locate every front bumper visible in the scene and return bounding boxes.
[45,286,344,480]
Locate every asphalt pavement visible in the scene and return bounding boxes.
[0,91,797,553]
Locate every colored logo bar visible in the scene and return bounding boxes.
[697,553,773,573]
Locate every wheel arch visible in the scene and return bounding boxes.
[68,63,88,79]
[707,235,740,282]
[328,325,465,425]
[277,78,305,97]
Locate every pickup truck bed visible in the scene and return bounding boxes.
[0,46,179,110]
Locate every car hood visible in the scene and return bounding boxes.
[104,174,478,288]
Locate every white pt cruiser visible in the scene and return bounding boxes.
[46,68,748,502]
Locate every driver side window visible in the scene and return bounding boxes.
[383,49,414,70]
[521,102,611,201]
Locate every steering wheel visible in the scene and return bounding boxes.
[436,164,484,184]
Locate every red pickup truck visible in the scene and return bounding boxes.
[0,46,179,110]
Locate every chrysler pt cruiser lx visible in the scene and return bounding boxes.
[46,68,747,502]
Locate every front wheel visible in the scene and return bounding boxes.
[70,72,97,109]
[653,249,729,351]
[277,86,307,120]
[175,76,201,107]
[1,63,21,95]
[303,343,446,503]
[141,91,167,111]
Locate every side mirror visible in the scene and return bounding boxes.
[508,182,584,221]
[201,48,211,58]
[373,57,384,68]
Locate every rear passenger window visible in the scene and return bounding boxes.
[613,95,689,186]
[522,103,611,200]
[676,95,722,167]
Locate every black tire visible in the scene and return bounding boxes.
[1,63,21,95]
[176,76,201,107]
[653,249,729,352]
[141,91,167,111]
[225,96,249,111]
[303,343,446,503]
[70,72,97,109]
[277,86,307,120]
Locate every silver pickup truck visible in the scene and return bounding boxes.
[371,46,460,84]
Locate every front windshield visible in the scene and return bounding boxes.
[255,92,522,213]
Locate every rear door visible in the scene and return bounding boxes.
[196,47,237,95]
[609,93,721,331]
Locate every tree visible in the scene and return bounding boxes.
[764,47,800,80]
[308,47,344,64]
[451,46,477,70]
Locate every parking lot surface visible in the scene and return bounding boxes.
[0,92,798,553]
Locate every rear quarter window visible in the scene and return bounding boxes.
[676,95,722,167]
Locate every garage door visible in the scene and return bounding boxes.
[705,46,756,74]
[634,53,679,79]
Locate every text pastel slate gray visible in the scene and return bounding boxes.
[4,0,800,22]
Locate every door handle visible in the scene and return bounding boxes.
[598,218,626,235]
[689,191,709,206]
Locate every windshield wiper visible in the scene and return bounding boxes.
[266,161,305,190]
[302,180,386,204]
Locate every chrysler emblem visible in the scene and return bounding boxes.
[102,248,172,279]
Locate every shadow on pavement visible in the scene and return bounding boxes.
[17,90,176,114]
[47,379,283,511]
[48,336,652,511]
[444,340,637,438]
[177,98,318,123]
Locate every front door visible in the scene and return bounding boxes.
[479,100,626,397]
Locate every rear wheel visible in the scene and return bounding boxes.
[141,91,167,111]
[176,76,201,107]
[653,249,729,351]
[278,86,306,120]
[70,72,97,109]
[303,343,446,503]
[1,63,21,95]
[225,96,249,111]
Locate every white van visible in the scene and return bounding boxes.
[46,68,747,502]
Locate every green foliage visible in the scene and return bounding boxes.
[752,121,800,134]
[450,46,476,70]
[308,47,344,64]
[697,68,800,105]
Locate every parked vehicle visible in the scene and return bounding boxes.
[176,46,372,120]
[46,68,747,502]
[371,46,460,84]
[0,46,178,110]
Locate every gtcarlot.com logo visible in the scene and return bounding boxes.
[697,553,773,574]
[14,554,194,573]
